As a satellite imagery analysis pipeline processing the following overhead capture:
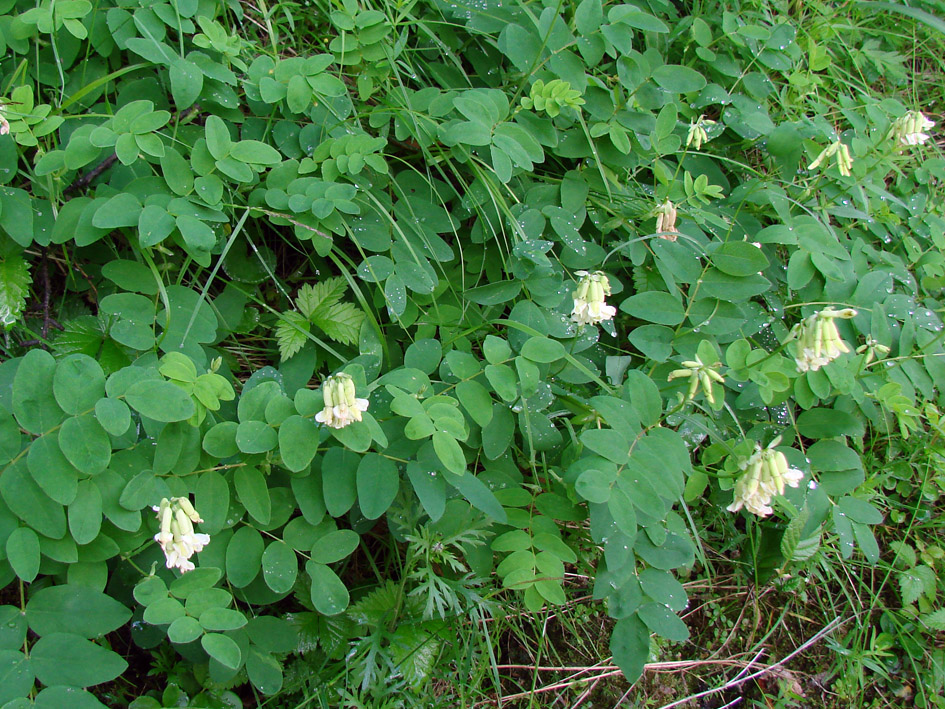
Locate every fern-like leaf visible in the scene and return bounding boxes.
[0,252,31,328]
[312,301,365,346]
[275,311,310,360]
[296,278,347,319]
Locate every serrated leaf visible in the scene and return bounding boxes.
[920,609,945,631]
[275,312,310,361]
[296,278,346,319]
[0,253,31,328]
[780,507,809,561]
[312,301,365,346]
[899,566,935,605]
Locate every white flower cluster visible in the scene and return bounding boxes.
[571,270,617,326]
[727,437,805,517]
[890,110,935,146]
[152,497,210,573]
[315,372,369,429]
[790,307,857,373]
[655,199,679,241]
[667,353,725,405]
[808,139,854,177]
[686,115,716,150]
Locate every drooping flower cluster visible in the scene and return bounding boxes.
[789,307,858,373]
[315,372,369,429]
[654,200,679,241]
[808,139,853,177]
[571,270,616,326]
[727,437,805,517]
[152,497,210,573]
[686,115,716,150]
[889,110,935,146]
[667,354,725,405]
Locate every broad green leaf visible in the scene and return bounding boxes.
[167,615,203,644]
[796,408,863,438]
[30,632,127,687]
[310,529,360,564]
[278,415,318,472]
[69,480,102,544]
[638,602,689,641]
[6,527,40,582]
[247,648,283,695]
[195,472,229,535]
[0,649,34,704]
[521,336,566,363]
[306,561,349,615]
[261,541,297,593]
[620,292,685,326]
[199,607,248,631]
[235,420,278,454]
[357,453,399,520]
[445,471,507,522]
[711,241,769,277]
[226,526,264,587]
[432,431,466,475]
[58,414,111,475]
[201,632,241,670]
[651,65,706,93]
[94,398,131,436]
[169,567,223,600]
[234,466,271,525]
[124,380,195,422]
[25,584,130,638]
[0,460,67,539]
[610,615,650,683]
[13,349,63,434]
[27,433,79,505]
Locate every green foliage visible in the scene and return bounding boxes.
[0,0,943,703]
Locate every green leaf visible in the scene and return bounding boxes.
[445,471,507,522]
[357,453,399,520]
[406,463,446,522]
[94,398,131,436]
[30,632,127,687]
[170,59,203,110]
[581,429,630,465]
[651,65,706,93]
[310,529,360,564]
[0,650,34,704]
[13,349,63,434]
[521,336,566,363]
[167,615,203,644]
[796,408,864,438]
[226,526,264,587]
[91,193,141,229]
[312,301,365,346]
[27,433,78,505]
[610,615,650,683]
[195,472,229,535]
[576,469,614,503]
[201,632,242,670]
[465,280,522,305]
[306,561,349,615]
[620,292,685,326]
[0,253,31,328]
[838,497,883,525]
[204,116,232,160]
[712,242,769,277]
[247,648,283,695]
[637,603,689,641]
[432,431,466,475]
[138,205,177,247]
[124,380,195,422]
[199,607,248,631]
[278,415,318,472]
[25,585,130,638]
[261,541,297,593]
[58,414,111,475]
[69,480,103,545]
[235,420,278,455]
[455,380,493,427]
[6,527,40,582]
[0,460,67,539]
[234,466,271,525]
[169,567,223,600]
